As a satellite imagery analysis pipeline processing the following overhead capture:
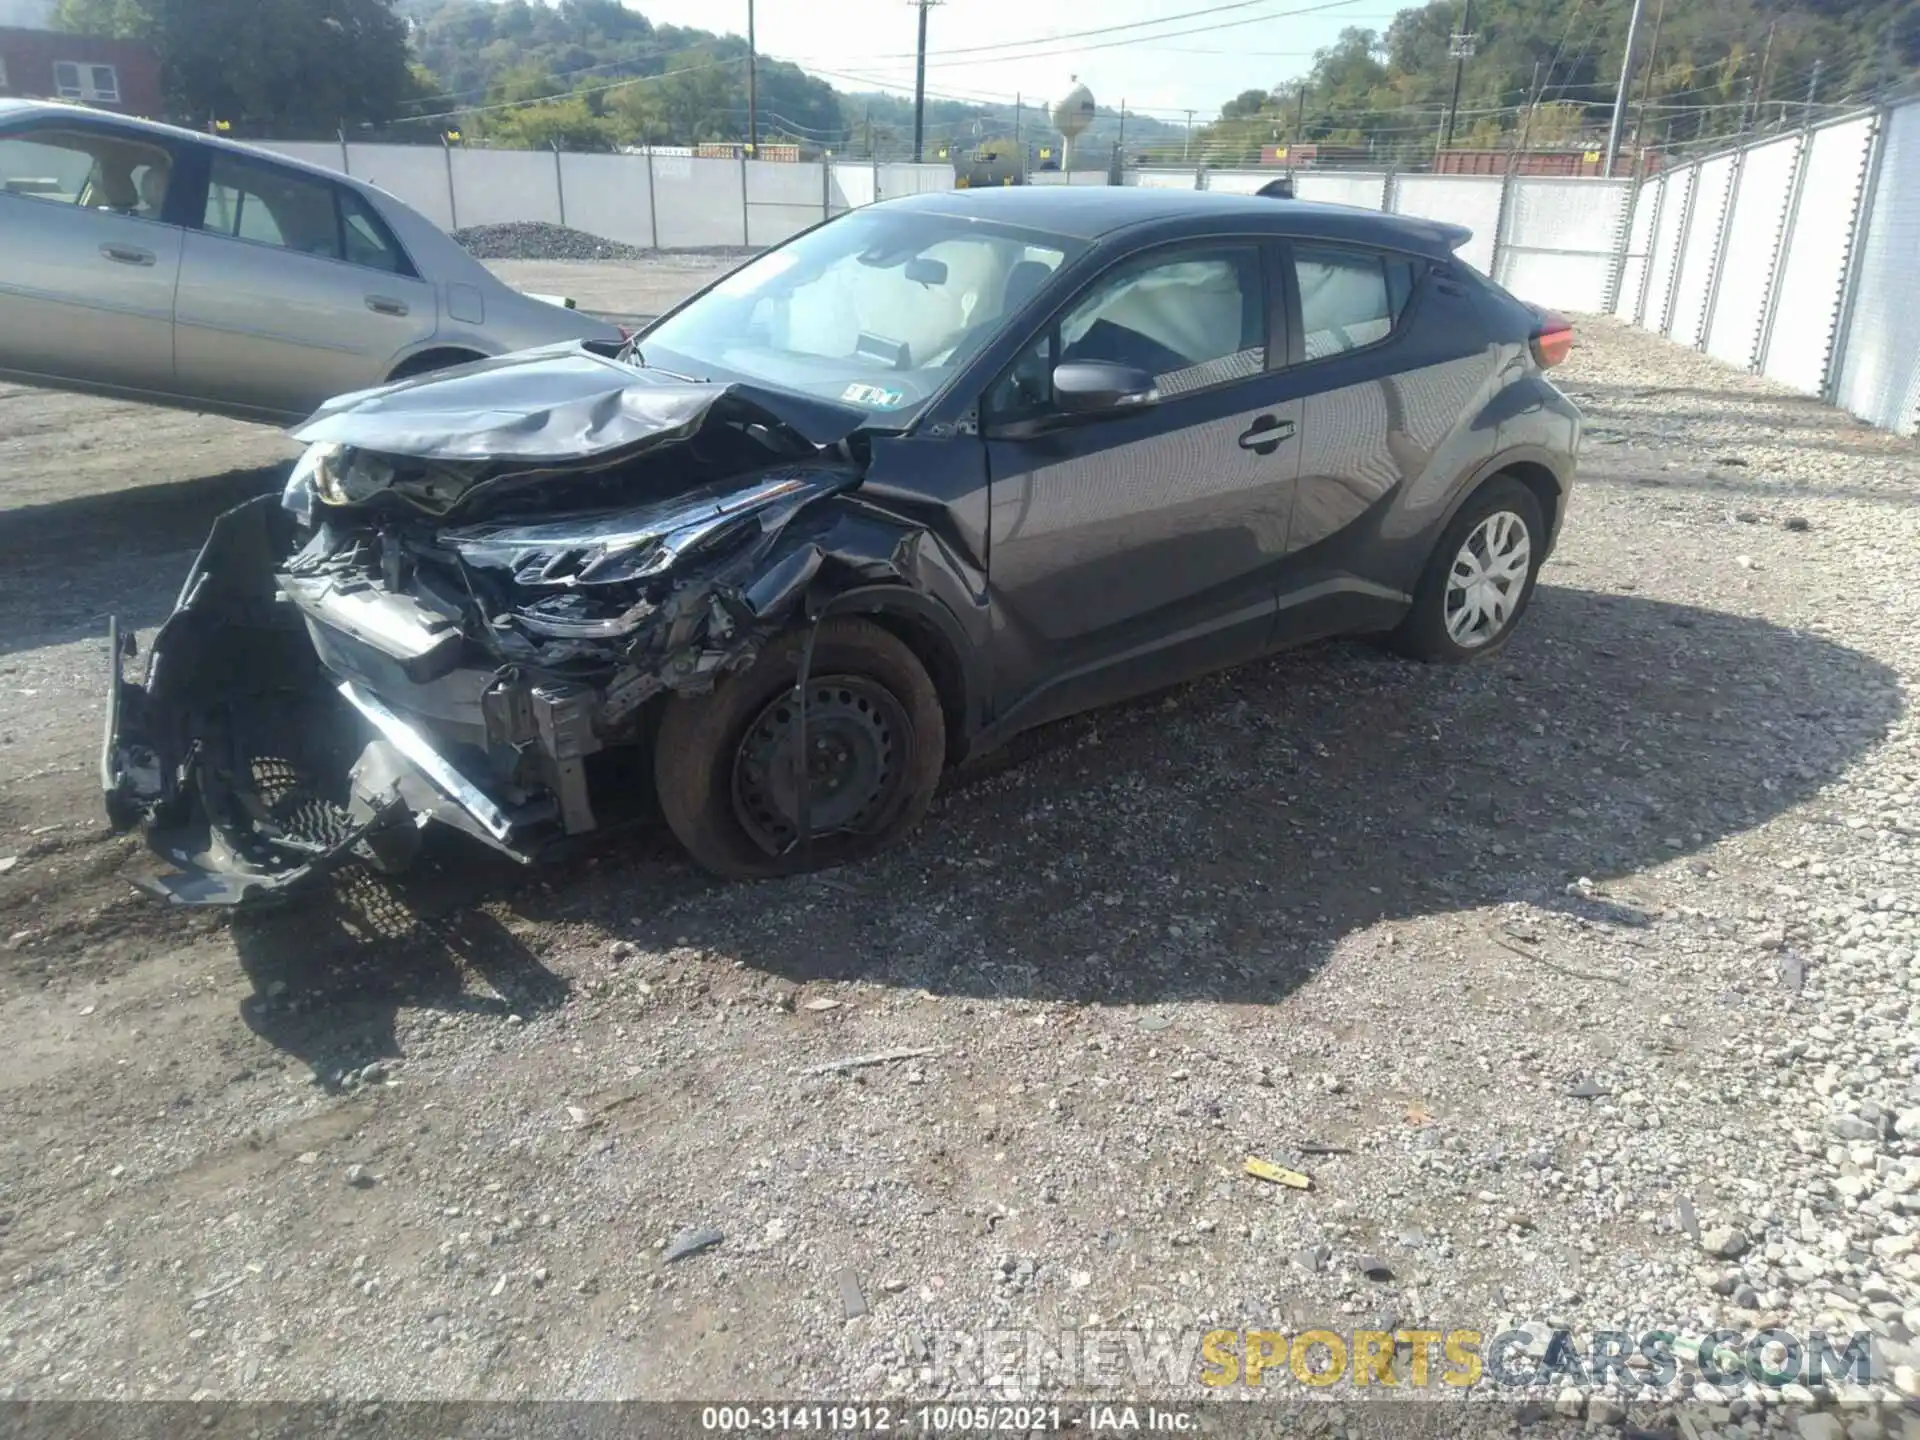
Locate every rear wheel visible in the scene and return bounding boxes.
[654,618,945,879]
[1390,476,1545,663]
[386,348,484,383]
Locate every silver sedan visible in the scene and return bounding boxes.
[0,99,624,425]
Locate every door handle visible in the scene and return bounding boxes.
[366,296,408,316]
[100,244,155,266]
[1238,416,1296,453]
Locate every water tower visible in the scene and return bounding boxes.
[1050,78,1096,171]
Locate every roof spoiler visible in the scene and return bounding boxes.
[1434,221,1473,252]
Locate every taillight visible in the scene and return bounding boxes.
[1531,311,1573,368]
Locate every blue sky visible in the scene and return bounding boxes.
[626,0,1416,123]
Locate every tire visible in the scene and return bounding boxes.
[1390,475,1546,663]
[654,617,946,880]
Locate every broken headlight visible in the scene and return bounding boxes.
[288,442,397,510]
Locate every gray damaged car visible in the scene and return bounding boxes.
[102,188,1579,905]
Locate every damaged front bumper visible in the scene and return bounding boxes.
[101,364,880,906]
[100,494,544,905]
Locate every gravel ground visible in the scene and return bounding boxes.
[0,313,1917,1429]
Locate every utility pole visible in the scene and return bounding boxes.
[1805,57,1822,121]
[1117,100,1126,155]
[1629,0,1667,157]
[1603,0,1647,177]
[1517,59,1542,153]
[1741,21,1777,134]
[864,101,873,158]
[1182,107,1194,161]
[911,0,938,163]
[746,0,758,155]
[1295,85,1308,143]
[1436,0,1475,160]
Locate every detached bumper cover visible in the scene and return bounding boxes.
[100,496,531,907]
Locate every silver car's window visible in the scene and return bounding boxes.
[339,189,406,275]
[0,128,170,218]
[203,155,342,261]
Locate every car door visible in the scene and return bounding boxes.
[1276,240,1508,641]
[173,151,436,419]
[0,119,185,396]
[981,238,1303,732]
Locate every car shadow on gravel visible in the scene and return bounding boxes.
[0,463,291,657]
[580,585,1904,1006]
[211,584,1903,1041]
[229,866,569,1088]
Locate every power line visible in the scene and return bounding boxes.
[791,0,1378,74]
[398,55,752,126]
[802,0,1369,65]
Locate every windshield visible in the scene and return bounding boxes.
[637,208,1080,425]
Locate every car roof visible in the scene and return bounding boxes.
[0,98,365,191]
[883,184,1471,258]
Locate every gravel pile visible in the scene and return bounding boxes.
[0,313,1917,1421]
[452,221,652,261]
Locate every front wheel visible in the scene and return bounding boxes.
[1390,476,1546,663]
[653,618,946,880]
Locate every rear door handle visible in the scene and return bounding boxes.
[366,296,408,316]
[1238,415,1296,453]
[100,244,155,266]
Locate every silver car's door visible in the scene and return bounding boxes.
[0,120,183,395]
[174,152,435,419]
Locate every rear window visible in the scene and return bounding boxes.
[1293,244,1421,360]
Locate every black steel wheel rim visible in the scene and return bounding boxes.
[730,674,910,855]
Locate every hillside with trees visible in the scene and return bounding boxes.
[395,0,1182,156]
[1184,0,1920,167]
[51,0,1182,156]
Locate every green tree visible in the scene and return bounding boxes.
[55,0,421,133]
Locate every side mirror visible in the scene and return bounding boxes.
[1052,361,1158,416]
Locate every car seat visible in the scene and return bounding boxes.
[94,164,138,214]
[136,165,169,218]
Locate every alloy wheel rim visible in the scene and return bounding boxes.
[1444,510,1532,649]
[731,675,908,856]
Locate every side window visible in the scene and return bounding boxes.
[1293,244,1419,360]
[340,189,408,274]
[0,128,171,217]
[202,155,342,260]
[987,244,1266,420]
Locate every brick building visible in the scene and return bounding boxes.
[0,26,164,118]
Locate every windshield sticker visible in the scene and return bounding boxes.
[842,382,906,408]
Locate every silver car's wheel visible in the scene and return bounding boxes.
[1443,510,1532,649]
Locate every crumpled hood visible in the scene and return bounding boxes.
[290,342,873,463]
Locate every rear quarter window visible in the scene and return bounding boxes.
[1292,243,1423,361]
